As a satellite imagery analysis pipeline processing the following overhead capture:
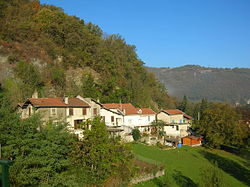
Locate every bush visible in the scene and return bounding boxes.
[132,128,141,141]
[198,161,228,187]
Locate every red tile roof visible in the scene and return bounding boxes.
[103,103,155,115]
[103,103,138,115]
[163,109,183,115]
[139,108,156,115]
[26,98,89,107]
[183,113,193,120]
[162,109,193,119]
[68,98,89,107]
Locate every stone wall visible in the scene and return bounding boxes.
[130,169,165,184]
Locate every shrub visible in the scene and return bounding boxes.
[198,161,228,187]
[132,128,141,141]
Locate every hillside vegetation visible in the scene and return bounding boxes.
[0,0,175,109]
[132,144,250,187]
[147,65,250,104]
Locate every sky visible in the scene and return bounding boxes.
[40,0,250,68]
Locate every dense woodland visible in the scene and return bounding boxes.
[0,0,175,110]
[148,65,250,104]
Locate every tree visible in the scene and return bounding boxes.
[80,73,101,99]
[151,120,166,137]
[200,98,208,120]
[70,118,134,185]
[178,95,188,113]
[198,103,244,148]
[0,87,77,186]
[132,128,141,141]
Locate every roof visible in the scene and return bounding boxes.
[103,103,155,115]
[139,108,156,115]
[103,103,137,115]
[162,109,183,115]
[182,136,203,140]
[183,113,193,120]
[24,97,90,108]
[17,103,24,107]
[162,109,193,120]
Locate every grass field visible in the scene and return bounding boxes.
[132,143,250,187]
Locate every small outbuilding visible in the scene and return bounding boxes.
[164,137,180,147]
[182,136,202,146]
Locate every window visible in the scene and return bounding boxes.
[28,107,32,116]
[93,108,97,116]
[74,120,83,129]
[171,125,174,128]
[69,108,74,116]
[180,120,182,123]
[116,118,121,126]
[82,108,87,115]
[148,116,150,122]
[111,116,114,122]
[176,125,179,131]
[51,108,57,116]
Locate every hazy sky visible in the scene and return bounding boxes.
[40,0,250,68]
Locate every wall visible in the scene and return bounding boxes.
[157,112,171,123]
[124,114,155,127]
[179,124,189,137]
[38,107,66,122]
[164,125,180,137]
[163,124,189,138]
[66,107,90,129]
[100,108,123,126]
[157,112,184,124]
[77,97,101,118]
[130,170,165,185]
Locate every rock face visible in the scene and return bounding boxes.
[147,65,250,104]
[0,55,14,81]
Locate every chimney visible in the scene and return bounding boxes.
[64,97,69,104]
[123,109,126,115]
[32,90,38,98]
[138,109,142,114]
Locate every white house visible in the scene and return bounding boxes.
[100,107,124,127]
[102,103,156,133]
[157,109,192,138]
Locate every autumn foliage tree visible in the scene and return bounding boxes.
[198,103,244,148]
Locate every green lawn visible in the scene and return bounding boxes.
[132,143,250,187]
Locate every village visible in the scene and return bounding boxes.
[18,92,202,147]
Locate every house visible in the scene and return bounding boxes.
[99,104,124,137]
[135,108,156,133]
[99,104,124,127]
[76,96,101,118]
[182,136,202,146]
[19,95,97,137]
[102,103,156,133]
[157,109,192,138]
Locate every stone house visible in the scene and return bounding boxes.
[19,95,102,137]
[157,109,192,138]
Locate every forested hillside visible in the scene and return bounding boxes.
[0,0,175,110]
[147,65,250,104]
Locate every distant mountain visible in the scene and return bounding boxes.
[147,65,250,104]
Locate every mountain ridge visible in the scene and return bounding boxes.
[147,65,250,104]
